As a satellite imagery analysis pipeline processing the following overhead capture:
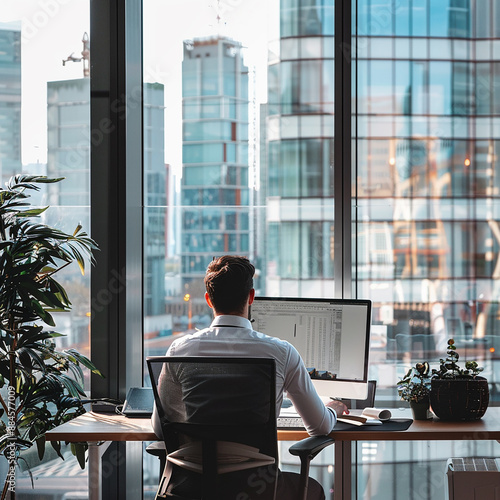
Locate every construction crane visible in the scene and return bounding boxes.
[62,32,90,78]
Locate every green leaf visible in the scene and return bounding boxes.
[36,435,46,460]
[30,300,55,327]
[16,207,49,218]
[71,443,87,469]
[50,440,63,460]
[65,349,103,375]
[17,328,53,348]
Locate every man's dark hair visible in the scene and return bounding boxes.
[204,256,255,315]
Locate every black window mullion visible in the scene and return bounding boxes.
[334,0,353,298]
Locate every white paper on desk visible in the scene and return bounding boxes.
[337,416,382,426]
[361,407,392,421]
[279,405,299,417]
[167,441,275,474]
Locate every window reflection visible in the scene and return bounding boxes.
[2,4,91,497]
[143,0,500,498]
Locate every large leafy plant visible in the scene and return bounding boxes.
[0,175,101,498]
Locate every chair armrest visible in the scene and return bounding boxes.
[288,436,335,500]
[145,440,166,458]
[289,435,335,461]
[146,441,167,484]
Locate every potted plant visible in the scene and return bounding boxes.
[397,361,432,420]
[0,175,104,498]
[430,338,488,421]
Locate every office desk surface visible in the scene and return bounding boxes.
[46,407,500,443]
[46,412,157,442]
[44,412,310,442]
[46,408,500,500]
[280,406,500,441]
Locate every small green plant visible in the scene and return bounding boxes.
[432,339,484,379]
[397,362,431,403]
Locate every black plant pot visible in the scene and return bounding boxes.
[430,377,489,421]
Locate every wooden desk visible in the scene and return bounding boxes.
[46,409,500,500]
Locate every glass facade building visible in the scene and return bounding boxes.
[181,36,250,290]
[143,82,167,319]
[259,0,500,402]
[0,22,21,185]
[352,0,500,395]
[47,78,91,209]
[47,77,167,342]
[264,2,335,296]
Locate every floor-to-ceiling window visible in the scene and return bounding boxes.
[1,2,91,498]
[352,0,500,497]
[355,0,500,398]
[144,0,500,498]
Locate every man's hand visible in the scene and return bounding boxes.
[326,399,349,416]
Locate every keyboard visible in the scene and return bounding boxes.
[277,416,305,429]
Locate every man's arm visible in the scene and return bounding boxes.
[284,346,346,435]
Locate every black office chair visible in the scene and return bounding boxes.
[147,356,337,500]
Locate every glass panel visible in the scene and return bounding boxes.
[429,62,451,115]
[476,0,491,38]
[2,3,91,497]
[476,63,492,115]
[142,0,500,498]
[353,0,500,429]
[143,0,337,371]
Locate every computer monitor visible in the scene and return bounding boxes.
[250,297,372,400]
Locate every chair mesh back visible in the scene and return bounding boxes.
[147,356,277,459]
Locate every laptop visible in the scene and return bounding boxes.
[122,387,154,418]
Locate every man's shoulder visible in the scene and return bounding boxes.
[167,328,211,351]
[252,329,290,346]
[167,326,297,359]
[250,330,299,355]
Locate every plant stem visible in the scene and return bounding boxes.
[5,320,16,499]
[35,260,72,282]
[0,394,7,415]
[0,475,9,500]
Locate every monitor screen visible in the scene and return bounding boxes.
[250,297,372,400]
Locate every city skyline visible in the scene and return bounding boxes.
[4,0,275,170]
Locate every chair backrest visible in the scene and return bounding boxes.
[147,356,278,500]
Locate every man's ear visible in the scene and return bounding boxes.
[248,288,255,305]
[205,292,213,309]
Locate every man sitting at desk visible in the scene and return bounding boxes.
[152,255,347,500]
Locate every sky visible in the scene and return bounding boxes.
[2,0,278,170]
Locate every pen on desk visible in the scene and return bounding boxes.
[294,324,296,337]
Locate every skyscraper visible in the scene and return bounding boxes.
[181,36,250,289]
[261,0,500,351]
[144,82,167,317]
[47,78,91,212]
[264,3,335,297]
[47,77,167,330]
[0,22,21,185]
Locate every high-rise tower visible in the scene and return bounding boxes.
[181,36,250,290]
[0,22,21,185]
[264,2,335,297]
[47,77,167,329]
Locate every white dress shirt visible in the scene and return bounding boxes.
[151,315,336,437]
